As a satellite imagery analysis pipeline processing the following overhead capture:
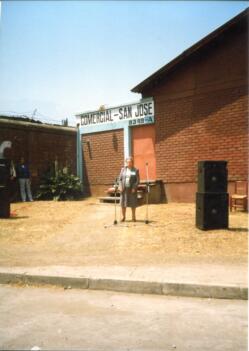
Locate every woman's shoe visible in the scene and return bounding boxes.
[121,218,126,222]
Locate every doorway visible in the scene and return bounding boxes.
[131,124,156,181]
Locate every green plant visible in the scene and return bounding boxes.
[36,170,83,201]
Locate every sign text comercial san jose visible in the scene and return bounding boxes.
[77,99,154,128]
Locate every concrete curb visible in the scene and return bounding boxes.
[0,272,247,300]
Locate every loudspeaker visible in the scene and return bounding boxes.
[196,192,228,230]
[0,187,10,218]
[0,159,11,186]
[197,161,227,193]
[0,159,11,218]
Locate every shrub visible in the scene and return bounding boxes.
[36,170,83,201]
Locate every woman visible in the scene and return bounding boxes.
[119,156,140,222]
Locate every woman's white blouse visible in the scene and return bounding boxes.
[125,168,132,188]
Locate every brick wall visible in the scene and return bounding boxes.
[0,119,77,197]
[142,24,248,200]
[82,129,124,194]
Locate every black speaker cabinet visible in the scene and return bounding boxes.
[0,159,11,186]
[196,192,228,230]
[0,186,10,218]
[197,161,227,193]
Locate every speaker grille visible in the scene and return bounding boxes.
[196,192,228,230]
[197,161,227,193]
[0,159,11,186]
[0,187,10,218]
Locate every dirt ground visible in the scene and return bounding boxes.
[0,198,247,267]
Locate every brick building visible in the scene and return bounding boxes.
[1,10,247,202]
[77,9,248,202]
[0,118,77,198]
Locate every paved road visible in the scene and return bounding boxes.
[0,285,247,351]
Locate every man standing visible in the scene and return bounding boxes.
[16,157,33,202]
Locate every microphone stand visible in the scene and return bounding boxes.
[113,178,118,225]
[145,162,150,224]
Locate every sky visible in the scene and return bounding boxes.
[0,1,248,125]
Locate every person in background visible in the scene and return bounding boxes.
[119,156,140,222]
[16,157,33,202]
[10,160,16,180]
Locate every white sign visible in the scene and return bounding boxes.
[76,99,154,127]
